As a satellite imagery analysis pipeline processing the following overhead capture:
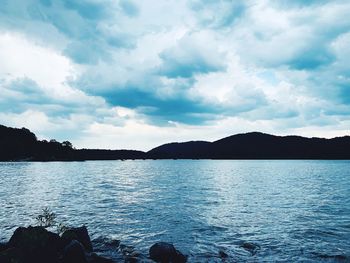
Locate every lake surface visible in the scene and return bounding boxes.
[0,160,349,262]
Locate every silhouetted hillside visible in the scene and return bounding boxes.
[0,125,37,161]
[0,125,145,161]
[1,124,350,160]
[147,132,350,159]
[210,132,350,159]
[148,141,211,159]
[0,125,75,161]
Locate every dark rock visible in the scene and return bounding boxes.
[92,237,120,253]
[125,250,142,263]
[87,253,115,263]
[107,239,120,248]
[119,244,135,256]
[62,226,93,252]
[149,242,187,263]
[8,226,62,262]
[173,251,187,263]
[61,230,79,246]
[240,242,260,255]
[3,225,117,263]
[0,242,8,252]
[63,240,88,263]
[0,247,23,263]
[125,256,139,263]
[219,250,228,259]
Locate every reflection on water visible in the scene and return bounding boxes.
[0,160,350,262]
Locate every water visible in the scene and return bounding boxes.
[0,160,349,262]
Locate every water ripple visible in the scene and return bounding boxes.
[0,160,349,262]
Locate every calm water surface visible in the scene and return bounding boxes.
[0,160,349,262]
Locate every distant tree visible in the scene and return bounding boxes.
[49,139,58,143]
[62,141,73,148]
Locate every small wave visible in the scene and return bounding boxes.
[194,225,229,234]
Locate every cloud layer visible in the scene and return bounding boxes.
[0,0,349,150]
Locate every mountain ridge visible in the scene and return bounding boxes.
[1,124,350,161]
[147,131,350,159]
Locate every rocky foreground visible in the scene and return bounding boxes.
[0,226,187,263]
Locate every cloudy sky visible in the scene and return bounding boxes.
[0,0,349,150]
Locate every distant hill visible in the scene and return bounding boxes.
[1,124,350,161]
[0,125,145,161]
[147,132,350,159]
[147,141,211,159]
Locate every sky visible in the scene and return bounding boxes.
[0,0,350,151]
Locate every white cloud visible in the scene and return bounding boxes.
[0,0,349,150]
[0,32,73,87]
[0,110,53,133]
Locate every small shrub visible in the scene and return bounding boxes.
[35,207,57,228]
